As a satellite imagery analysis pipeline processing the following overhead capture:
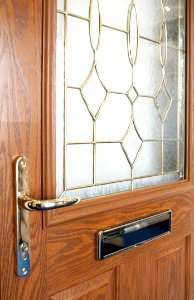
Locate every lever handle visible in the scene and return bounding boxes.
[18,194,80,210]
[15,156,80,277]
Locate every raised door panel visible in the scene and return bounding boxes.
[118,238,190,300]
[47,192,192,296]
[151,238,190,300]
[119,253,150,300]
[50,270,115,300]
[77,286,108,300]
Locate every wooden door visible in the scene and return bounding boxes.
[1,0,194,299]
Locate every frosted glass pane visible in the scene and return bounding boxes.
[96,27,132,92]
[61,181,132,200]
[179,0,186,50]
[66,145,93,187]
[135,0,163,41]
[128,4,138,64]
[82,68,106,117]
[89,0,100,50]
[66,89,93,142]
[134,39,162,97]
[156,84,171,121]
[163,141,178,172]
[57,0,64,11]
[56,13,65,196]
[56,14,65,97]
[96,144,130,182]
[165,0,185,49]
[67,0,90,18]
[133,142,162,177]
[134,173,180,190]
[164,101,178,139]
[99,0,132,30]
[56,0,186,199]
[179,51,186,101]
[128,88,138,102]
[122,123,142,164]
[134,97,162,139]
[96,94,131,141]
[66,16,93,86]
[165,47,179,100]
[160,23,167,67]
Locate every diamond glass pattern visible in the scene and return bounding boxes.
[56,0,186,199]
[122,122,142,164]
[156,83,172,121]
[81,67,107,117]
[128,87,138,103]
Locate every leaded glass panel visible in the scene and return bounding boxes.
[56,0,186,199]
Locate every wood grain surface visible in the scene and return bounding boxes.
[1,0,194,299]
[47,192,192,296]
[0,0,45,299]
[44,0,194,228]
[42,0,57,203]
[51,270,115,300]
[119,253,150,299]
[151,238,189,300]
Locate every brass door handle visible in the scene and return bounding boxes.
[18,194,80,211]
[15,156,80,277]
[16,156,80,211]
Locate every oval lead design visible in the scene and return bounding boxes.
[89,0,101,51]
[160,22,167,67]
[127,3,139,65]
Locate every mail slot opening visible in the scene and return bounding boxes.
[98,211,171,260]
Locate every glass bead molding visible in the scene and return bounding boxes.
[56,0,186,199]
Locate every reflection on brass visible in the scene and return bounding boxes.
[15,156,81,277]
[57,0,185,193]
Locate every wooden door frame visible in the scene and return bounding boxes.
[0,0,193,299]
[42,0,194,225]
[0,1,46,299]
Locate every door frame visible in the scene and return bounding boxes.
[0,0,193,299]
[42,0,194,225]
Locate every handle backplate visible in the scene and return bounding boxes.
[15,156,80,277]
[15,156,31,277]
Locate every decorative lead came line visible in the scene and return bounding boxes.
[127,2,139,66]
[102,23,128,34]
[89,0,101,51]
[160,22,167,67]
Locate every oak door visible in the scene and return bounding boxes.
[1,0,194,299]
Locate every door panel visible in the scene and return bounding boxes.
[1,0,194,300]
[151,238,189,300]
[119,253,150,299]
[51,270,115,300]
[47,193,192,297]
